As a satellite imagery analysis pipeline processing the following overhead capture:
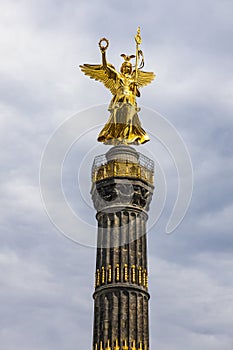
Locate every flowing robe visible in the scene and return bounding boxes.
[97,73,150,145]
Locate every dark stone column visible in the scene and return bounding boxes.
[91,146,154,350]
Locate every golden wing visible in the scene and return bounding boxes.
[79,63,118,95]
[133,70,156,88]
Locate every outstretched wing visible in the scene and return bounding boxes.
[79,63,118,95]
[133,69,155,88]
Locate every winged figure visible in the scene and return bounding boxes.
[80,31,155,145]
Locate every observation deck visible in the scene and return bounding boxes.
[92,146,154,186]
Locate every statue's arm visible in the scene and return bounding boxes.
[101,50,107,68]
[80,38,118,96]
[99,38,109,67]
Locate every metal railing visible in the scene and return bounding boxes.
[92,153,154,185]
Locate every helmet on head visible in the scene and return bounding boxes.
[120,54,135,74]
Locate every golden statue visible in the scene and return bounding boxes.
[80,27,155,145]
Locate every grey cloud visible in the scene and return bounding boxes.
[0,0,233,349]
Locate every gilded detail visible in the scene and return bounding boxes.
[80,27,155,146]
[107,265,112,283]
[92,160,154,185]
[95,264,148,289]
[115,264,120,282]
[94,340,149,350]
[138,267,142,285]
[131,265,136,283]
[124,264,129,282]
[146,274,148,289]
[101,266,105,284]
[122,340,128,350]
[131,341,137,350]
[114,340,120,350]
[106,340,111,350]
[96,269,100,287]
[143,269,147,287]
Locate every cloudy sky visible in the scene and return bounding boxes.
[1,0,233,349]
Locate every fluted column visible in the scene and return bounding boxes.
[91,146,154,350]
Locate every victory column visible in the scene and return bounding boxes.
[80,28,155,350]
